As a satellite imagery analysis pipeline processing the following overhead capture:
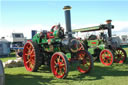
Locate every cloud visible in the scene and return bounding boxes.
[0,24,51,40]
[1,20,128,41]
[111,21,128,36]
[113,21,128,32]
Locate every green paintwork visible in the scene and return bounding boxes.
[66,53,71,59]
[73,26,100,32]
[87,39,105,55]
[53,30,59,38]
[88,48,94,54]
[87,40,99,47]
[32,34,40,43]
[32,32,62,53]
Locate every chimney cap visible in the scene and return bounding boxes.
[106,19,112,24]
[63,6,72,10]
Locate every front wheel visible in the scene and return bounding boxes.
[99,49,114,66]
[51,52,69,79]
[77,50,93,74]
[114,48,127,63]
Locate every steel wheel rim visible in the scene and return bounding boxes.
[100,49,113,66]
[77,50,91,73]
[51,53,67,78]
[23,42,35,71]
[114,48,126,63]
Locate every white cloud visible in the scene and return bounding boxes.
[113,21,128,32]
[0,24,52,40]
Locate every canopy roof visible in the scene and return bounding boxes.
[73,24,114,32]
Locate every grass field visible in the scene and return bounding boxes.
[1,49,128,85]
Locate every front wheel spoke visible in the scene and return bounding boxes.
[61,59,64,63]
[60,63,65,66]
[59,68,63,75]
[103,54,106,57]
[104,59,107,62]
[108,58,112,61]
[106,59,109,63]
[58,56,61,62]
[54,61,57,64]
[56,68,58,72]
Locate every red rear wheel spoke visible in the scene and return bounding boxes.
[26,59,30,64]
[30,49,34,55]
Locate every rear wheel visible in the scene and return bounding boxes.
[51,52,69,79]
[99,49,114,66]
[77,50,93,74]
[23,41,42,72]
[114,48,127,63]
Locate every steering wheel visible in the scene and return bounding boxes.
[51,25,64,38]
[51,25,58,33]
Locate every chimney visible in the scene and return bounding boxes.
[106,20,112,38]
[63,6,72,38]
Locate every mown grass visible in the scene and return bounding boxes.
[0,52,16,62]
[0,49,128,85]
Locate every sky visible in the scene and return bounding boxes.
[0,0,128,39]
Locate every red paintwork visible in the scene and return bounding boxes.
[23,42,35,71]
[27,40,32,42]
[51,53,67,78]
[77,50,92,73]
[91,42,96,44]
[99,49,113,66]
[47,32,54,39]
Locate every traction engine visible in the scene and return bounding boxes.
[23,6,93,79]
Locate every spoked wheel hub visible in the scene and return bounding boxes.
[99,49,114,66]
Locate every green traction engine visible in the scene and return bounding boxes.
[73,20,127,66]
[23,6,93,79]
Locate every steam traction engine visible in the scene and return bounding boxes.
[73,20,127,66]
[23,6,93,79]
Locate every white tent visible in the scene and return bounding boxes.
[0,37,10,57]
